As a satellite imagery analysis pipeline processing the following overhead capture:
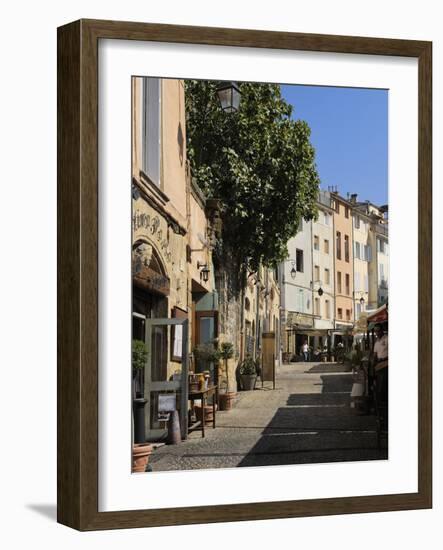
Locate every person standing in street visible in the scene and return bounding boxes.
[373,323,388,409]
[302,340,309,362]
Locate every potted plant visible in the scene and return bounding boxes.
[218,342,236,410]
[132,443,153,473]
[192,343,221,421]
[132,339,152,471]
[239,355,257,391]
[193,343,221,371]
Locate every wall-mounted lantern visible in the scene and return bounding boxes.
[197,261,210,283]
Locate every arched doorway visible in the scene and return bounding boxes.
[132,241,184,441]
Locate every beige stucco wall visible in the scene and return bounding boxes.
[312,207,335,329]
[161,79,188,229]
[132,77,218,385]
[188,191,212,294]
[132,78,188,232]
[333,197,354,324]
[352,212,371,319]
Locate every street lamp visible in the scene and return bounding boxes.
[311,279,324,296]
[360,296,365,305]
[216,81,241,113]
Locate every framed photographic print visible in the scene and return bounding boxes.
[57,19,432,530]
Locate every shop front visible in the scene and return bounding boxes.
[132,198,189,441]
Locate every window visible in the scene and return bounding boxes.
[324,212,330,226]
[355,272,360,291]
[324,268,330,285]
[345,273,350,295]
[314,265,320,281]
[354,216,360,229]
[331,198,337,211]
[377,238,387,254]
[379,263,385,283]
[325,300,330,319]
[296,289,304,312]
[338,308,343,319]
[346,309,351,321]
[355,241,361,260]
[296,249,304,273]
[336,231,342,260]
[344,235,350,262]
[324,239,330,254]
[365,245,372,262]
[315,297,320,316]
[337,271,342,294]
[314,235,319,250]
[142,77,161,186]
[345,206,349,218]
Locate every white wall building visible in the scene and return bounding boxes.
[281,218,313,356]
[312,198,335,335]
[351,201,372,320]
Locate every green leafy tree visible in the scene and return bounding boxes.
[185,80,320,277]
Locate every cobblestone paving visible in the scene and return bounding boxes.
[149,362,387,471]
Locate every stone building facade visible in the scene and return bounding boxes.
[132,77,218,439]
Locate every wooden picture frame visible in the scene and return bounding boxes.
[57,19,432,530]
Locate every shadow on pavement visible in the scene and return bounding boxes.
[238,373,387,468]
[306,363,353,373]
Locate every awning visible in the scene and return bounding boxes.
[367,303,388,324]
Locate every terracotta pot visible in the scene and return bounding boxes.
[195,404,217,423]
[219,392,236,411]
[132,443,153,473]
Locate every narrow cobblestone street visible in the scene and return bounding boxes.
[149,362,387,471]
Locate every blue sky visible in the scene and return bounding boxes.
[281,85,388,206]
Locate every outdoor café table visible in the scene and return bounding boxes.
[188,385,218,438]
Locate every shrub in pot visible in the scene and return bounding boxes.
[240,355,257,391]
[218,342,236,410]
[132,339,148,444]
[132,340,151,468]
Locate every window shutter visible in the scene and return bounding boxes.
[143,78,161,186]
